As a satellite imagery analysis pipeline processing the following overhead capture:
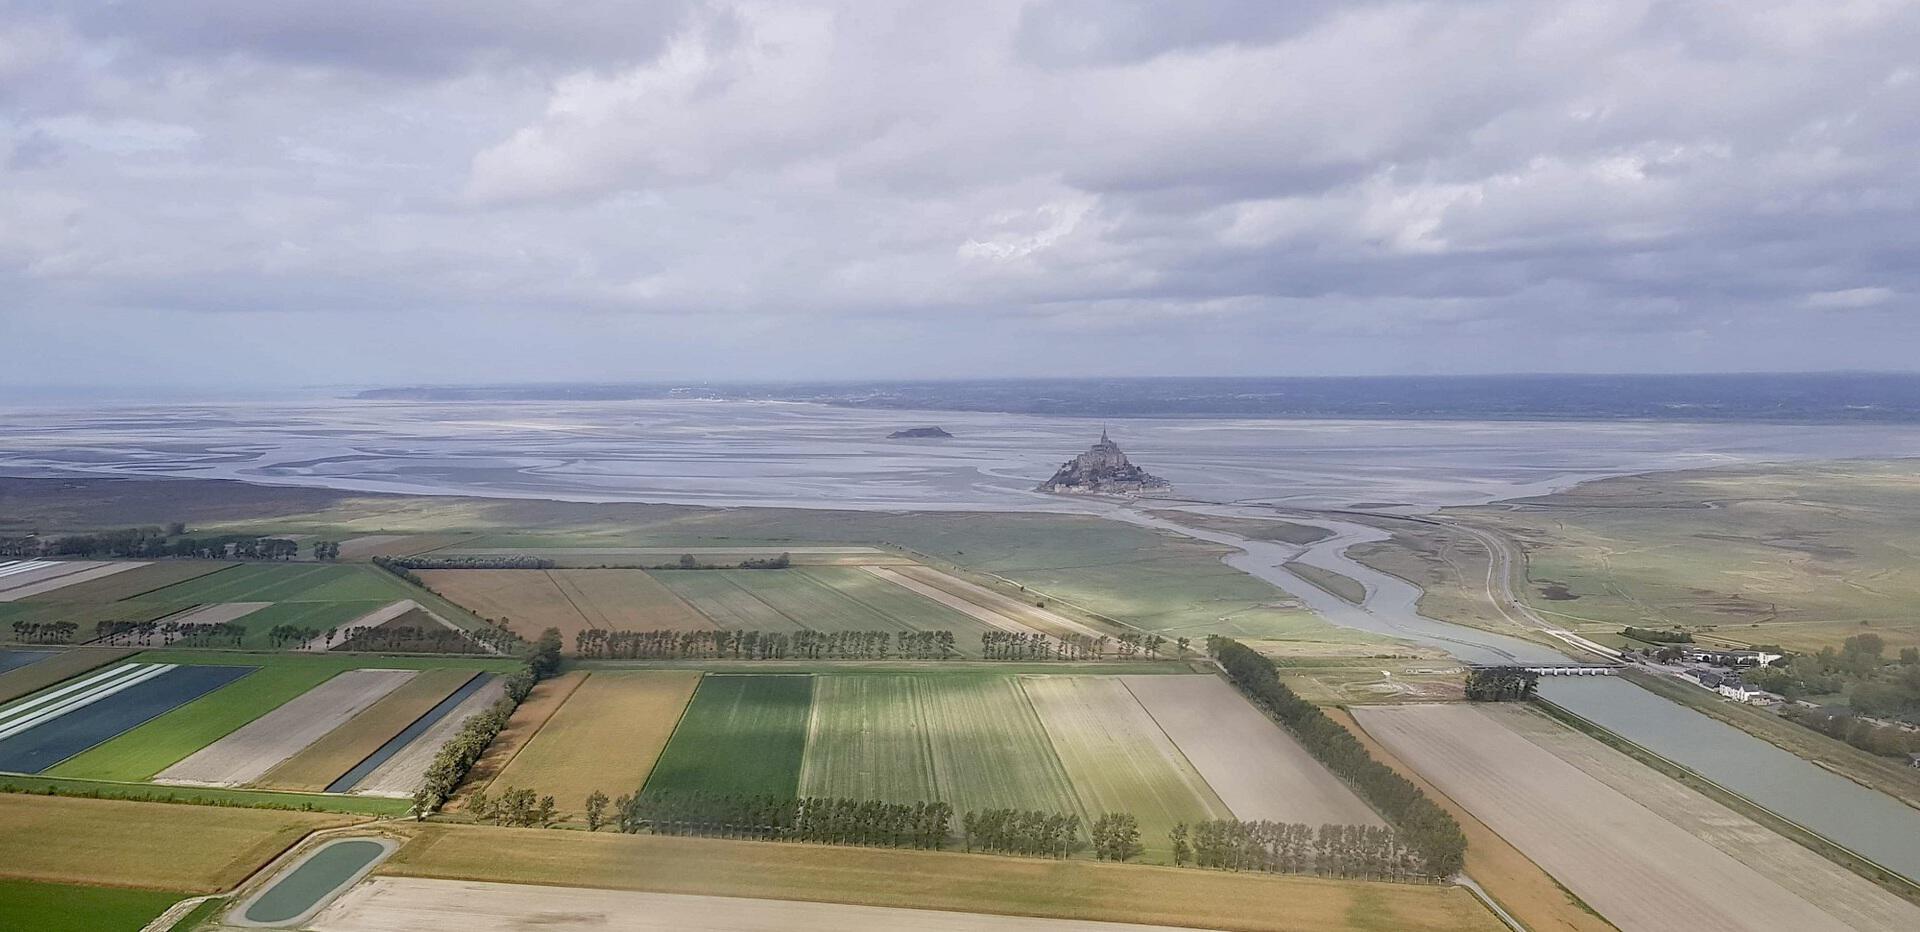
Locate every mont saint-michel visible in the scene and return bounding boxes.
[1037,429,1173,494]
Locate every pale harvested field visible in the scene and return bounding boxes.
[0,561,144,601]
[1355,704,1846,932]
[0,561,103,593]
[157,668,418,786]
[1121,675,1379,826]
[551,569,714,631]
[260,668,475,791]
[889,566,1102,638]
[312,876,1218,932]
[165,601,271,626]
[418,570,578,638]
[1022,676,1230,861]
[861,566,1040,635]
[448,670,586,811]
[1329,707,1612,932]
[443,546,911,567]
[381,824,1502,932]
[486,671,700,814]
[355,676,508,797]
[1499,704,1920,932]
[337,534,448,559]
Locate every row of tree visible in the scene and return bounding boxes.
[570,627,957,660]
[386,555,557,569]
[614,791,956,849]
[410,627,562,816]
[1208,636,1466,878]
[1,526,315,561]
[1090,813,1144,861]
[10,620,77,644]
[1782,704,1920,757]
[467,786,557,827]
[94,620,244,648]
[337,624,492,655]
[1177,820,1427,882]
[1622,626,1692,643]
[1463,666,1540,702]
[311,540,341,560]
[963,808,1082,857]
[980,631,1191,661]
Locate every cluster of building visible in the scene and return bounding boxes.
[1683,668,1774,704]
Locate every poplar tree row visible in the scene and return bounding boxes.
[411,628,562,816]
[93,620,242,648]
[1208,636,1466,878]
[1177,820,1427,882]
[615,791,954,849]
[981,631,1188,660]
[962,808,1082,857]
[572,628,957,660]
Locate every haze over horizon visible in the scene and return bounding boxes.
[4,1,1918,389]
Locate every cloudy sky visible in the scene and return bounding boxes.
[3,0,1917,389]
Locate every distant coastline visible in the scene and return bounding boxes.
[354,373,1920,424]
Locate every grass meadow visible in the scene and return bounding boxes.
[0,878,185,932]
[643,675,813,798]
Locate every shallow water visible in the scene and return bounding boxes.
[8,399,1920,512]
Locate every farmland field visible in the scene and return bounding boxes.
[0,648,139,703]
[0,878,185,932]
[1021,676,1230,860]
[313,876,1217,932]
[47,663,346,782]
[798,674,1082,818]
[486,671,699,812]
[420,569,715,649]
[1354,703,1860,932]
[0,663,255,774]
[16,561,231,603]
[1121,675,1379,826]
[0,562,146,601]
[258,668,475,791]
[450,670,586,808]
[142,564,414,605]
[650,571,804,630]
[152,668,417,786]
[0,793,357,892]
[356,675,508,797]
[547,569,713,631]
[380,823,1502,932]
[644,674,812,798]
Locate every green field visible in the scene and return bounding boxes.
[799,674,1083,818]
[648,568,997,652]
[0,776,409,815]
[140,564,413,604]
[48,665,339,781]
[0,878,185,932]
[219,600,391,647]
[1022,676,1231,860]
[645,675,813,798]
[18,562,233,604]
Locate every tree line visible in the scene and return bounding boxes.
[1,525,319,561]
[571,627,957,660]
[10,620,78,644]
[613,790,956,850]
[1622,626,1692,643]
[410,627,562,817]
[386,555,557,570]
[1177,820,1428,882]
[338,624,493,655]
[963,808,1082,857]
[1208,636,1466,878]
[94,620,244,648]
[1463,666,1540,702]
[981,631,1189,661]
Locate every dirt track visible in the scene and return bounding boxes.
[309,877,1220,931]
[1355,703,1852,932]
[156,668,416,786]
[883,566,1102,638]
[1122,675,1379,826]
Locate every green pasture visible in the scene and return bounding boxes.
[140,564,412,604]
[645,674,813,798]
[0,878,185,932]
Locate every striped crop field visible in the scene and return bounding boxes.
[486,671,700,812]
[141,564,417,604]
[258,668,476,791]
[46,663,342,781]
[648,573,800,631]
[13,561,232,603]
[798,674,1082,818]
[644,675,813,798]
[0,663,255,774]
[1022,676,1232,860]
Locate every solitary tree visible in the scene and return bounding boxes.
[585,791,609,831]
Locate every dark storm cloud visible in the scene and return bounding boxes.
[1,0,1917,387]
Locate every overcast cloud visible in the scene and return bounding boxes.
[2,0,1917,388]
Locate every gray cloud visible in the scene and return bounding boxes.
[1,0,1918,388]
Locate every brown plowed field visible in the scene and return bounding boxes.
[421,570,712,652]
[447,670,586,812]
[484,671,700,814]
[1355,704,1848,932]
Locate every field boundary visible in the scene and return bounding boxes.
[1534,698,1920,906]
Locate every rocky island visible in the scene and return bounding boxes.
[888,426,953,439]
[1038,429,1172,495]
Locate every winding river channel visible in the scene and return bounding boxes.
[1132,503,1920,885]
